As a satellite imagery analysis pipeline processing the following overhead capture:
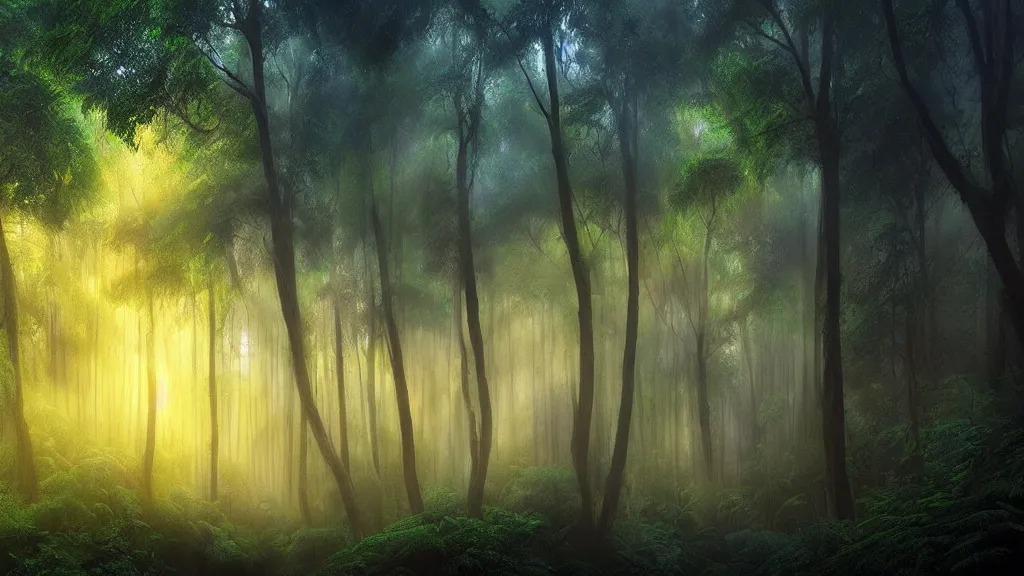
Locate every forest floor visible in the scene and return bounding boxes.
[2,418,1024,575]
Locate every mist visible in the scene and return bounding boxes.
[1,0,1022,574]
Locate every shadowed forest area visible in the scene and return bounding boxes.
[1,0,1023,574]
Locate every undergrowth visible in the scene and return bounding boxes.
[0,417,1022,575]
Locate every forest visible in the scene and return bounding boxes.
[0,0,1022,574]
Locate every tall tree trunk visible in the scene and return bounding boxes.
[454,280,480,504]
[455,83,492,519]
[817,119,855,521]
[540,23,596,532]
[238,4,366,538]
[334,292,350,471]
[0,214,36,501]
[598,94,641,537]
[142,294,157,501]
[209,274,219,501]
[370,197,424,514]
[366,277,381,477]
[803,1,854,521]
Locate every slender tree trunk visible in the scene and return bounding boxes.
[455,85,492,518]
[334,292,350,471]
[238,4,366,538]
[454,280,480,504]
[366,277,381,477]
[370,197,424,514]
[598,95,641,537]
[540,24,596,532]
[208,274,219,501]
[142,294,157,501]
[0,215,36,501]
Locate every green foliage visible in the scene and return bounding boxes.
[1,419,1024,575]
[674,153,746,212]
[490,466,580,529]
[0,57,96,227]
[316,509,551,576]
[284,527,350,576]
[34,0,219,146]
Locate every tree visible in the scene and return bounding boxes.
[0,50,96,501]
[34,0,394,537]
[440,0,494,519]
[159,123,260,502]
[721,0,856,520]
[676,155,746,481]
[572,0,693,536]
[881,0,1024,346]
[504,0,598,531]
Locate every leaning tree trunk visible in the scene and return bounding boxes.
[208,274,219,501]
[142,293,157,501]
[598,95,641,537]
[238,4,367,538]
[541,25,596,532]
[334,291,350,471]
[370,197,424,514]
[455,89,492,519]
[0,214,37,501]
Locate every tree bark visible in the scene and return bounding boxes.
[817,118,855,521]
[455,79,492,518]
[540,23,596,532]
[209,274,219,501]
[454,280,480,505]
[365,278,381,477]
[237,3,366,538]
[598,94,641,537]
[370,197,424,514]
[0,214,36,501]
